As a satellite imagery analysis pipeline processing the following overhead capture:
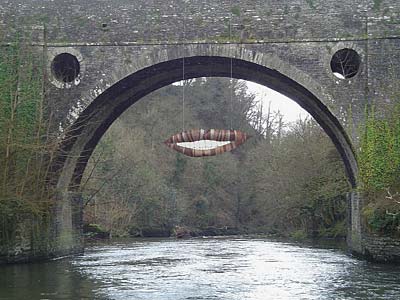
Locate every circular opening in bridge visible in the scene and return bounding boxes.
[330,48,361,79]
[51,53,80,83]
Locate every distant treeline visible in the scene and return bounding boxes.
[82,78,350,239]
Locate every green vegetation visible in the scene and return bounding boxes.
[359,106,400,192]
[373,0,383,11]
[82,78,350,239]
[231,6,241,17]
[0,38,54,249]
[305,0,316,10]
[83,223,110,239]
[363,203,400,236]
[359,104,400,236]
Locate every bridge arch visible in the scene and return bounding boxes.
[53,53,358,194]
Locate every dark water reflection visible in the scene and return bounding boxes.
[1,237,399,299]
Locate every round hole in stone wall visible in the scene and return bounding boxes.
[51,53,80,83]
[330,48,361,79]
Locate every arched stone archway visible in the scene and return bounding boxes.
[48,53,359,261]
[54,55,357,193]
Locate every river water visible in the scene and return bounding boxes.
[1,236,399,299]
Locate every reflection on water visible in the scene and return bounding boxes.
[0,257,103,299]
[1,237,400,299]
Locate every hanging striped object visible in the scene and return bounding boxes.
[164,129,250,157]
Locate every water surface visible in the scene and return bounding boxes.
[1,237,399,299]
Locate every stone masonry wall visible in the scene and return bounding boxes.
[1,0,399,44]
[362,234,400,263]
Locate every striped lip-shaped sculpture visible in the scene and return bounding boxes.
[164,129,250,157]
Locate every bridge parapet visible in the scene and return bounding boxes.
[1,1,400,44]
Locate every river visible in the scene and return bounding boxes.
[0,236,399,299]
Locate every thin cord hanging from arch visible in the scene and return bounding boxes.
[229,0,234,130]
[182,0,187,132]
[182,60,185,132]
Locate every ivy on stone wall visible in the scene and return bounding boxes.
[358,104,400,235]
[358,105,400,192]
[0,37,52,245]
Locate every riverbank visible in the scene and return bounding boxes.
[84,224,243,240]
[83,223,347,246]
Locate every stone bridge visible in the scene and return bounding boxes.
[1,0,400,262]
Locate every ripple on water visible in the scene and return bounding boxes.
[72,238,400,299]
[2,237,398,300]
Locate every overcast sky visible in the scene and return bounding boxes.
[246,81,309,124]
[174,79,310,125]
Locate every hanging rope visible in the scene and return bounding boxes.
[182,61,185,132]
[230,57,233,130]
[229,0,234,130]
[182,0,187,132]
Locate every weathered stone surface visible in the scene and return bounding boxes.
[0,192,84,264]
[1,0,400,263]
[361,234,400,263]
